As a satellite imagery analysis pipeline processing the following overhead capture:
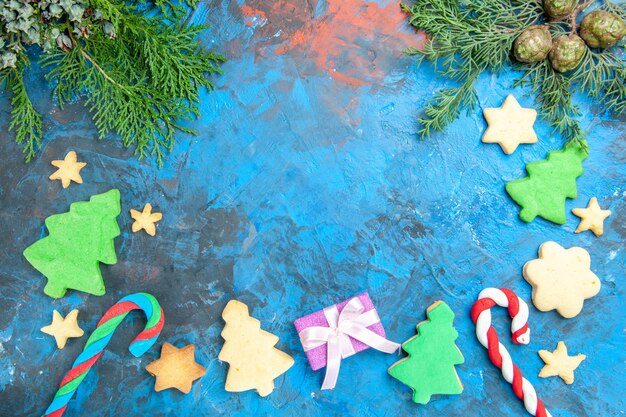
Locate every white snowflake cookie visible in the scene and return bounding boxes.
[523,241,601,318]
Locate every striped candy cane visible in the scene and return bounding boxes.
[44,293,164,417]
[470,288,552,417]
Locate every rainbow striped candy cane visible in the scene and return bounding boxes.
[470,288,552,417]
[44,293,164,417]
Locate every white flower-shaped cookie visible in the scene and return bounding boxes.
[523,241,601,318]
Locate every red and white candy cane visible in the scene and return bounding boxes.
[470,288,552,417]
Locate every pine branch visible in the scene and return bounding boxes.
[403,0,541,137]
[403,0,625,149]
[86,0,124,26]
[568,0,596,34]
[124,17,225,106]
[600,67,626,114]
[569,48,626,115]
[42,32,201,165]
[417,75,478,138]
[1,0,224,165]
[87,0,197,21]
[153,0,198,18]
[515,60,587,151]
[1,59,42,162]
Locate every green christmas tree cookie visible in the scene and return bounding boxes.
[388,301,464,404]
[506,142,588,224]
[23,189,121,298]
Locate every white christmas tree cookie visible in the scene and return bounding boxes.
[218,300,294,396]
[523,241,601,318]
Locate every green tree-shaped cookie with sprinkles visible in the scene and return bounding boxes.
[506,141,588,224]
[388,301,464,404]
[23,189,121,298]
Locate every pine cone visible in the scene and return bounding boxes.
[513,26,553,63]
[579,10,626,49]
[544,0,577,20]
[549,35,586,72]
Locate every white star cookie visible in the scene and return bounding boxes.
[40,309,84,349]
[49,151,87,188]
[572,197,611,237]
[523,241,601,318]
[482,95,538,154]
[538,341,586,384]
[130,203,163,236]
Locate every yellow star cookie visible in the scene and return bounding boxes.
[146,343,206,393]
[40,309,84,349]
[523,241,601,318]
[572,197,611,237]
[49,151,87,188]
[538,341,586,384]
[130,203,162,236]
[482,95,538,154]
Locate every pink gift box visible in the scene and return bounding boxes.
[294,292,387,371]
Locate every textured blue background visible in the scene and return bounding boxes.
[0,1,624,416]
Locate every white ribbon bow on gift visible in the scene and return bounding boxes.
[298,297,400,390]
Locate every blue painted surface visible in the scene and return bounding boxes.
[0,1,624,416]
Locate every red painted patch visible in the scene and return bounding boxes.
[239,0,426,87]
[241,4,268,27]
